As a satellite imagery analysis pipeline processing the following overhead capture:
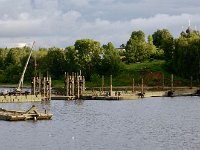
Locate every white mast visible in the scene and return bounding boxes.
[16,41,35,92]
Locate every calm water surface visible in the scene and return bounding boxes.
[0,96,200,150]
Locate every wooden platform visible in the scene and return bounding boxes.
[0,105,53,121]
[0,94,45,103]
[51,96,76,100]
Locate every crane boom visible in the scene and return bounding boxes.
[16,41,35,92]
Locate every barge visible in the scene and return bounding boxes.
[0,105,53,121]
[0,42,51,103]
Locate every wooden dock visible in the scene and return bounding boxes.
[0,105,53,121]
[51,96,76,100]
[0,94,43,103]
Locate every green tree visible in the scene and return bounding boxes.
[146,35,163,59]
[0,64,22,83]
[65,46,79,73]
[4,47,30,67]
[46,47,65,79]
[1,47,31,83]
[152,29,174,61]
[33,48,49,76]
[173,32,200,79]
[125,30,149,63]
[74,39,102,79]
[0,48,8,69]
[101,42,123,75]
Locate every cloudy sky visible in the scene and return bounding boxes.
[0,0,199,48]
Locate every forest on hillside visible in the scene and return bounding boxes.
[0,27,200,84]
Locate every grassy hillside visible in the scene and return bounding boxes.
[85,60,193,88]
[0,60,193,89]
[51,60,195,88]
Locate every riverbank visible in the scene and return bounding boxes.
[0,84,30,88]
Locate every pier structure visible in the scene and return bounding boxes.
[0,76,51,103]
[64,72,85,99]
[31,76,52,100]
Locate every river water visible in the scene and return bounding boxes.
[0,96,200,150]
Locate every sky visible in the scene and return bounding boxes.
[0,0,199,48]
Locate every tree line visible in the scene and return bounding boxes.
[0,27,199,84]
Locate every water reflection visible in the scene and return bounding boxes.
[74,100,84,105]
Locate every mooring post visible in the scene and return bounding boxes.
[49,76,51,99]
[132,78,135,93]
[39,76,41,95]
[68,76,71,96]
[171,74,174,91]
[77,75,80,99]
[110,75,112,96]
[72,73,75,96]
[102,75,104,94]
[141,78,144,94]
[46,76,48,98]
[64,72,66,95]
[47,76,50,99]
[79,76,83,96]
[162,73,165,90]
[33,77,36,95]
[83,76,85,93]
[190,76,193,89]
[66,73,69,96]
[43,77,46,97]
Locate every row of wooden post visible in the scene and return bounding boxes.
[101,74,193,96]
[64,72,85,99]
[31,76,51,100]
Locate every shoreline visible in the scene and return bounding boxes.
[0,84,30,88]
[51,86,200,100]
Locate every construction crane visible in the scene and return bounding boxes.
[16,41,35,93]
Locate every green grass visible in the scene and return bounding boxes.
[124,60,165,71]
[84,60,167,87]
[52,80,65,88]
[112,60,166,86]
[52,60,195,88]
[87,60,193,87]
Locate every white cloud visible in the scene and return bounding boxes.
[0,0,200,48]
[16,43,27,48]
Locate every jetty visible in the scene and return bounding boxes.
[52,72,200,100]
[0,42,51,103]
[0,105,53,121]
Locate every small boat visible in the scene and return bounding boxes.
[0,105,53,121]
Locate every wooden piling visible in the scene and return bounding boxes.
[66,73,69,96]
[162,73,165,90]
[110,75,112,96]
[83,76,85,93]
[132,78,134,93]
[38,76,41,95]
[64,72,85,99]
[102,75,104,94]
[49,77,52,100]
[33,77,36,95]
[171,74,174,91]
[43,77,46,97]
[72,73,75,96]
[141,78,144,94]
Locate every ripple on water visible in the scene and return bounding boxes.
[0,97,200,149]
